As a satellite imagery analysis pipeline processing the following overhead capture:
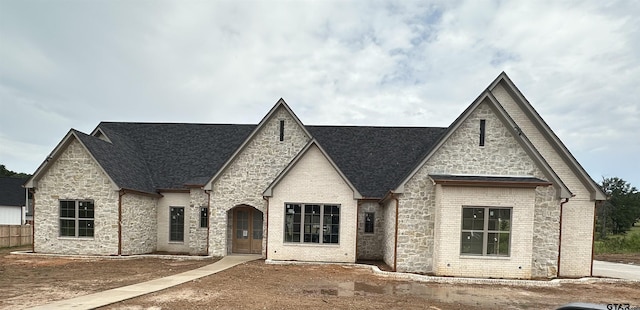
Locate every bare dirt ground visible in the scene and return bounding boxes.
[0,246,215,309]
[2,245,639,310]
[595,253,640,265]
[103,261,639,310]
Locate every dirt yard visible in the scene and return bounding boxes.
[0,246,215,309]
[595,253,640,265]
[2,245,639,310]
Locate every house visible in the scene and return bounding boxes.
[24,73,605,279]
[0,177,28,225]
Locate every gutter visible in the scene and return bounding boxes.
[263,196,269,259]
[557,197,569,276]
[590,201,599,276]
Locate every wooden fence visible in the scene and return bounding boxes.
[0,225,32,248]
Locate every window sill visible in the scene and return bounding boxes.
[283,242,341,247]
[459,255,511,260]
[57,237,94,241]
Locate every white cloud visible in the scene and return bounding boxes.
[0,0,638,186]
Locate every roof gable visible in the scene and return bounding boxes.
[204,98,311,190]
[394,90,572,199]
[489,72,606,200]
[25,130,120,191]
[97,122,255,191]
[263,140,362,199]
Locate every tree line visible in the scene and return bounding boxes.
[0,164,31,178]
[597,177,640,237]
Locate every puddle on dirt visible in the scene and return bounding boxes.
[304,280,525,308]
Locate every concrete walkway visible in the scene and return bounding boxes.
[29,254,261,310]
[592,260,640,281]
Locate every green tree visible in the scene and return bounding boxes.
[0,164,30,178]
[598,177,640,236]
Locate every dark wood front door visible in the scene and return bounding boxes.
[232,207,263,254]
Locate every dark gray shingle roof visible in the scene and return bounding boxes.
[0,177,26,206]
[77,122,447,197]
[308,126,447,197]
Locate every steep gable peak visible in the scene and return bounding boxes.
[394,89,572,199]
[488,72,606,200]
[204,98,311,190]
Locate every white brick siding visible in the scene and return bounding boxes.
[267,145,357,262]
[434,185,536,279]
[157,192,190,253]
[492,84,596,276]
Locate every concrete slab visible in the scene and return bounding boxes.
[592,260,640,281]
[28,255,261,310]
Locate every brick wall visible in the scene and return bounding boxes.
[492,84,596,277]
[434,185,535,279]
[267,144,357,262]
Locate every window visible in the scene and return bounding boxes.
[59,200,94,238]
[170,207,184,242]
[279,120,285,141]
[200,207,208,228]
[461,207,511,256]
[364,212,375,233]
[479,119,486,146]
[284,203,340,244]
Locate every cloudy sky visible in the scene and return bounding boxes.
[1,0,639,187]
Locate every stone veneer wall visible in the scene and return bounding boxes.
[121,193,157,255]
[34,139,119,255]
[382,198,396,269]
[398,101,549,273]
[531,186,560,278]
[210,106,310,256]
[356,201,384,260]
[492,83,596,277]
[188,189,209,255]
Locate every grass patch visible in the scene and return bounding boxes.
[595,224,640,254]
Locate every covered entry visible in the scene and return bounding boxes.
[231,206,263,254]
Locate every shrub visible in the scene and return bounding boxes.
[594,233,640,254]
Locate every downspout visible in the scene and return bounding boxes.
[590,201,598,276]
[29,189,35,253]
[205,190,211,255]
[557,197,569,276]
[392,192,399,272]
[263,196,269,259]
[118,189,125,256]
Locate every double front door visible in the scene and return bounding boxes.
[232,207,263,254]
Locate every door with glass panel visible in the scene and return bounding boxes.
[232,207,263,254]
